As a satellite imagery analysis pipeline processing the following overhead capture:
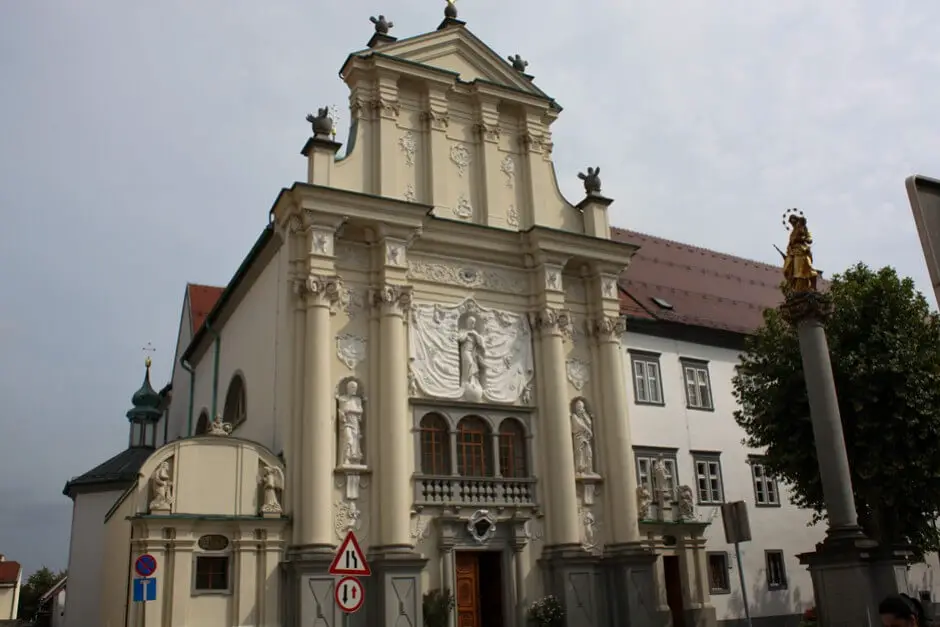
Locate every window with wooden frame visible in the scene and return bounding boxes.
[634,448,679,497]
[498,418,527,478]
[418,413,451,475]
[193,535,231,594]
[707,552,730,594]
[456,416,492,477]
[765,550,788,590]
[630,351,664,405]
[750,458,781,507]
[680,359,714,410]
[693,453,724,504]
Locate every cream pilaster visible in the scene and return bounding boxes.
[374,71,401,197]
[287,219,306,546]
[233,528,256,621]
[474,96,503,226]
[133,532,166,627]
[168,532,194,626]
[589,271,641,543]
[424,86,451,209]
[520,111,548,227]
[533,302,581,547]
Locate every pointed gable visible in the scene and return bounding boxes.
[343,23,552,102]
[187,283,224,334]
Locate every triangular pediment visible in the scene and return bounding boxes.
[355,26,549,100]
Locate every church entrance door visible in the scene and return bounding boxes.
[663,555,687,627]
[455,551,504,627]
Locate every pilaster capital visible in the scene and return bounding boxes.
[531,307,573,340]
[590,315,626,344]
[371,283,413,317]
[423,110,449,131]
[294,274,346,313]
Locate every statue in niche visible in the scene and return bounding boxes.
[336,378,364,467]
[457,314,486,402]
[637,485,652,520]
[569,398,595,475]
[581,509,597,550]
[149,460,174,511]
[259,464,284,515]
[652,454,671,503]
[677,485,695,520]
[409,299,534,404]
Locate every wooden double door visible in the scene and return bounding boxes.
[455,551,504,627]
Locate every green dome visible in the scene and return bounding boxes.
[126,358,163,422]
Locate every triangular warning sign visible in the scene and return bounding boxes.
[328,531,371,576]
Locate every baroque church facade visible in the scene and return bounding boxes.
[65,5,906,627]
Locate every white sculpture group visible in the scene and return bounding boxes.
[409,299,534,404]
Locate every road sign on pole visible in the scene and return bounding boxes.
[329,531,371,576]
[135,554,158,578]
[132,577,157,602]
[334,576,365,613]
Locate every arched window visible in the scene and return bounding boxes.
[456,416,492,477]
[195,410,210,435]
[498,419,527,478]
[222,374,247,427]
[419,413,450,475]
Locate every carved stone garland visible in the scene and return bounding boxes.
[450,143,471,177]
[398,131,416,167]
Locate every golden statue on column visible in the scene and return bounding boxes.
[779,208,820,293]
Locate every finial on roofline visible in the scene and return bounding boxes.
[305,108,334,138]
[578,167,602,196]
[445,0,458,19]
[142,342,155,369]
[508,54,529,73]
[369,15,394,34]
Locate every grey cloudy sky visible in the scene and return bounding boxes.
[1,0,937,574]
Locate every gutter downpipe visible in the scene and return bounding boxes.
[181,359,195,436]
[206,322,222,422]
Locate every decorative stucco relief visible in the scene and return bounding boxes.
[500,154,515,187]
[386,241,405,267]
[455,194,472,220]
[403,183,416,203]
[545,268,562,292]
[411,511,432,542]
[343,288,366,319]
[578,506,600,554]
[336,334,367,370]
[602,276,618,299]
[398,131,416,166]
[311,230,334,256]
[334,501,364,540]
[407,258,527,293]
[507,204,519,228]
[524,518,544,541]
[409,298,534,404]
[565,358,590,391]
[450,143,471,177]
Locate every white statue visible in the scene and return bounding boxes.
[336,379,364,466]
[259,465,284,514]
[207,414,232,436]
[582,509,597,550]
[677,485,695,520]
[457,314,486,402]
[149,460,174,510]
[570,399,595,475]
[637,485,652,520]
[408,299,534,404]
[652,455,671,502]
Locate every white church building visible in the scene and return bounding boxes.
[58,4,940,627]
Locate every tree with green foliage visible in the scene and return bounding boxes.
[17,566,66,624]
[733,263,940,555]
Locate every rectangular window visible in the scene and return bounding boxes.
[498,432,526,478]
[681,359,713,410]
[693,454,724,504]
[630,352,664,405]
[634,449,679,498]
[750,459,780,507]
[707,552,730,594]
[419,427,449,475]
[765,550,788,590]
[194,555,230,592]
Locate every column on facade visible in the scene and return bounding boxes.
[288,221,307,546]
[681,535,711,611]
[534,304,581,547]
[136,533,167,626]
[233,528,257,621]
[512,543,527,626]
[261,531,281,625]
[590,272,642,545]
[474,96,503,227]
[373,282,414,550]
[425,85,450,207]
[298,272,343,548]
[374,72,400,197]
[441,545,456,627]
[169,531,194,625]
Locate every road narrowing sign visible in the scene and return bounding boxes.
[328,530,371,576]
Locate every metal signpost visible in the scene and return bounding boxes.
[721,501,753,627]
[329,530,371,624]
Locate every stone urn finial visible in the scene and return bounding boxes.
[369,15,394,34]
[444,0,458,19]
[507,54,529,73]
[305,107,333,137]
[578,167,602,196]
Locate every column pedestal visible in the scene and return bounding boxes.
[603,543,663,627]
[282,548,338,627]
[366,551,429,627]
[538,544,603,627]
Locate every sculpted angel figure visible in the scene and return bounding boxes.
[149,461,174,510]
[637,485,652,520]
[677,485,695,520]
[207,414,232,436]
[570,399,595,475]
[337,379,364,466]
[782,213,820,292]
[457,314,486,401]
[652,455,671,503]
[259,465,284,514]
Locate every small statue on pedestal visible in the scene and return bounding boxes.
[778,208,821,293]
[369,15,394,34]
[578,167,602,196]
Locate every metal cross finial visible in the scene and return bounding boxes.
[327,105,340,140]
[142,342,156,368]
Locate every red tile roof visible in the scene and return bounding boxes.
[187,284,225,335]
[185,228,794,339]
[0,560,21,585]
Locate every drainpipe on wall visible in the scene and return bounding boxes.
[181,359,195,436]
[206,322,222,421]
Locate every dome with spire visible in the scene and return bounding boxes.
[126,357,162,423]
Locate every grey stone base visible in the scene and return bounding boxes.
[281,546,340,627]
[604,543,669,627]
[366,548,428,627]
[539,544,604,627]
[684,606,719,627]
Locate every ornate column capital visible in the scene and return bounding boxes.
[780,289,833,325]
[531,306,573,340]
[294,274,346,313]
[590,315,626,344]
[371,284,413,317]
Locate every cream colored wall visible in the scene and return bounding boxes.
[623,330,821,621]
[62,489,125,627]
[0,578,19,620]
[98,437,287,627]
[99,493,133,627]
[164,293,194,442]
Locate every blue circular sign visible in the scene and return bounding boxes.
[135,554,157,577]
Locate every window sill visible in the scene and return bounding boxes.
[709,588,731,596]
[754,502,782,508]
[634,400,666,407]
[191,590,233,597]
[686,405,715,413]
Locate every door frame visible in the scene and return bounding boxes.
[452,548,512,627]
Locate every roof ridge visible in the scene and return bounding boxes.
[187,282,225,290]
[612,227,780,273]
